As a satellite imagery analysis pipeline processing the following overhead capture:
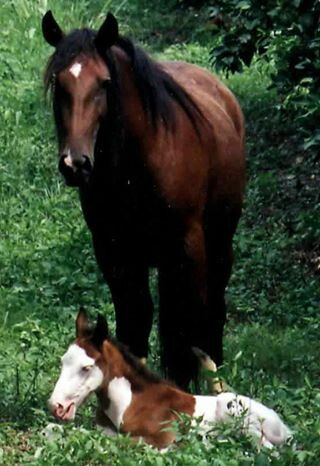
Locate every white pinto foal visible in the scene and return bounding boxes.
[48,310,291,449]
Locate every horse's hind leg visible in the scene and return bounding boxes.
[93,238,153,359]
[204,242,233,367]
[202,206,241,367]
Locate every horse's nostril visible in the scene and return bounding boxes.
[73,157,84,168]
[56,403,64,415]
[71,155,92,171]
[58,154,92,186]
[81,155,92,172]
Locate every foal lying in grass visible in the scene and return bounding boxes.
[48,310,291,449]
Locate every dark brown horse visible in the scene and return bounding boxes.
[42,11,245,388]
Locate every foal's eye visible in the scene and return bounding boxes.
[82,365,92,372]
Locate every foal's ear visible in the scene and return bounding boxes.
[92,314,109,349]
[76,307,89,338]
[95,12,119,54]
[42,10,64,47]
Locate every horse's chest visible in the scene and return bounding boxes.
[81,179,182,261]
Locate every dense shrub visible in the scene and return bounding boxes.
[177,0,320,150]
[208,0,320,149]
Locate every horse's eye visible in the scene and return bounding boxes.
[101,78,111,89]
[82,365,92,372]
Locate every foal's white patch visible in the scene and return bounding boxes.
[69,62,82,78]
[192,393,290,447]
[105,377,132,429]
[216,393,291,447]
[194,395,218,424]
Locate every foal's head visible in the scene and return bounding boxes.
[42,11,119,186]
[48,309,109,421]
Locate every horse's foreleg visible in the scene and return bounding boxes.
[109,265,153,359]
[96,408,117,436]
[158,221,207,388]
[93,239,153,359]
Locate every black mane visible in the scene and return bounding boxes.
[112,338,171,387]
[44,28,202,131]
[115,36,202,130]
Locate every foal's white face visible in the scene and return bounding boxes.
[48,344,103,421]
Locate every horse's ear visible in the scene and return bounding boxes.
[92,314,109,349]
[94,12,119,54]
[42,10,64,47]
[76,307,89,338]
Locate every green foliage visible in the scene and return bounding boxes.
[224,64,320,331]
[0,0,319,464]
[209,0,320,150]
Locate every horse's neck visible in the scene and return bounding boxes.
[112,46,157,146]
[83,48,159,202]
[86,51,149,196]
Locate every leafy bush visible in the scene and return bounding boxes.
[206,0,320,150]
[179,0,320,149]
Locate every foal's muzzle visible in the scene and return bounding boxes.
[59,154,93,186]
[49,400,76,421]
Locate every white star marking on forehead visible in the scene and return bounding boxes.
[69,62,82,78]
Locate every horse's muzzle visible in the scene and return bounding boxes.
[50,400,76,421]
[59,154,93,187]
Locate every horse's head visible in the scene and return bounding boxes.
[42,11,119,186]
[48,309,109,421]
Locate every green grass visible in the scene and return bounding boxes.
[0,0,319,464]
